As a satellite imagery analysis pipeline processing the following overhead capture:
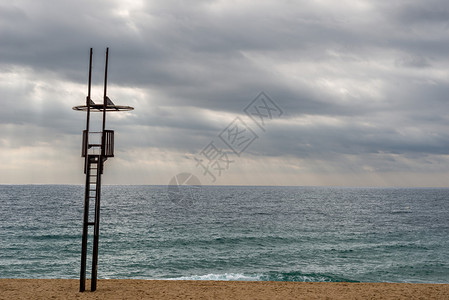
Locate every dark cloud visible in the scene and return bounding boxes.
[1,0,449,185]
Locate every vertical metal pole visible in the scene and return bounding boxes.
[80,160,91,292]
[80,48,93,293]
[101,47,109,156]
[91,47,109,292]
[85,48,93,172]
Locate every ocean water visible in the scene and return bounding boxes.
[1,185,448,283]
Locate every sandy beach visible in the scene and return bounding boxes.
[1,279,449,299]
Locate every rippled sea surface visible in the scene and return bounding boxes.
[1,185,448,283]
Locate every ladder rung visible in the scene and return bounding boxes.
[87,222,95,226]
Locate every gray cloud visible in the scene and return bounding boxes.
[1,0,449,185]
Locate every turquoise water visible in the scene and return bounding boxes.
[1,185,448,283]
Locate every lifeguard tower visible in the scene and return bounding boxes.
[73,48,133,292]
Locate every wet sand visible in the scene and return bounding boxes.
[1,279,449,299]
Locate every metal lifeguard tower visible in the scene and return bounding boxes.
[73,48,133,292]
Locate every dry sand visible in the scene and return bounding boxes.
[1,279,449,299]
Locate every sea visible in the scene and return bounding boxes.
[1,185,448,283]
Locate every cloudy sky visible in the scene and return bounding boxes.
[1,0,449,186]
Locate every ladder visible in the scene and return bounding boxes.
[80,153,105,292]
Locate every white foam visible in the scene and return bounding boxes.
[166,273,262,281]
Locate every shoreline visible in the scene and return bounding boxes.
[1,279,449,299]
